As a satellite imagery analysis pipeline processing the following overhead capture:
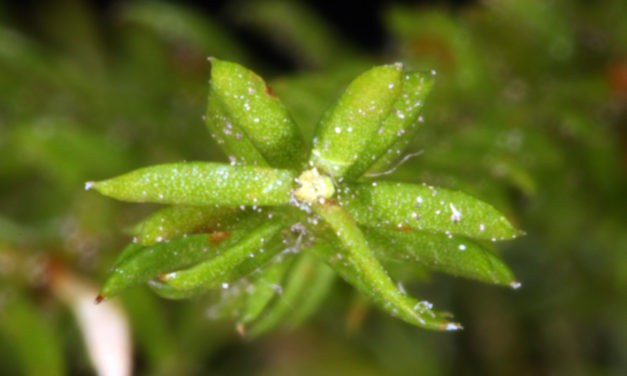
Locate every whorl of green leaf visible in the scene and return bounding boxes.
[85,58,523,334]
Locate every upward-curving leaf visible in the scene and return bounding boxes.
[344,71,433,180]
[310,64,403,178]
[206,58,307,169]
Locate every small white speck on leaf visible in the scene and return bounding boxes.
[449,203,462,222]
[510,281,522,289]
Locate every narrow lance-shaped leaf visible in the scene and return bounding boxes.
[341,181,522,241]
[364,227,520,288]
[86,162,296,206]
[132,205,241,245]
[312,202,461,331]
[246,253,321,337]
[101,230,246,299]
[207,58,307,169]
[310,64,403,177]
[308,238,374,298]
[284,259,335,328]
[309,235,457,331]
[344,71,434,180]
[158,221,285,291]
[238,253,296,326]
[112,205,247,272]
[110,242,144,270]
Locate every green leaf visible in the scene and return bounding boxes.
[132,205,241,245]
[205,282,249,321]
[312,203,461,331]
[101,230,247,299]
[110,241,145,270]
[365,227,519,288]
[310,64,403,177]
[158,221,286,291]
[0,297,65,376]
[341,181,522,240]
[270,63,368,140]
[238,252,296,326]
[147,280,200,300]
[284,258,335,328]
[246,252,322,337]
[344,71,434,180]
[206,58,307,169]
[87,162,297,206]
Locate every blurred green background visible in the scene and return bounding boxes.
[1,0,626,375]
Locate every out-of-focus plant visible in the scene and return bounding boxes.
[1,0,625,375]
